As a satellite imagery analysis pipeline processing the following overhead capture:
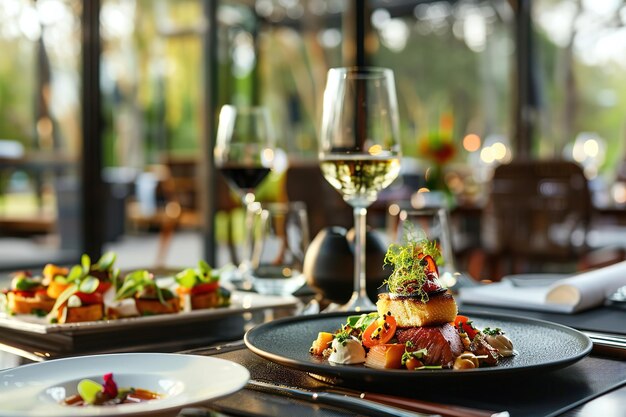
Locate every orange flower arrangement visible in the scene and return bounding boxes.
[418,111,457,166]
[418,133,456,166]
[417,112,458,196]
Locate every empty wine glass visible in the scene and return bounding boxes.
[247,201,310,296]
[319,67,402,311]
[215,105,275,286]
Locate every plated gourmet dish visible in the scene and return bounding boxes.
[0,254,231,324]
[310,233,515,370]
[63,373,161,407]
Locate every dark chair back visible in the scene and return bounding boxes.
[483,160,591,274]
[285,163,352,237]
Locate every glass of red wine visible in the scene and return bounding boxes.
[215,105,275,286]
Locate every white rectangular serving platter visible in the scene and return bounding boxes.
[0,291,299,335]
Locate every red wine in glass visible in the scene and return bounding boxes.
[219,166,271,194]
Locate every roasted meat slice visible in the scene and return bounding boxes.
[396,323,464,368]
[470,333,499,366]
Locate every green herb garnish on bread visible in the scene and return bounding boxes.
[378,228,457,327]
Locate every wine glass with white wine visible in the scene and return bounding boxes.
[319,67,402,311]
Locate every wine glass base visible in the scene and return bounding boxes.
[332,293,377,312]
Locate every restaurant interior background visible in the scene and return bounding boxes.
[1,0,626,282]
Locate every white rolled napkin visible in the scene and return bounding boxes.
[458,261,626,313]
[545,260,626,311]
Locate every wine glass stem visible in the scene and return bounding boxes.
[353,207,368,300]
[240,195,258,289]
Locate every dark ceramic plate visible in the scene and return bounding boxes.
[244,310,592,383]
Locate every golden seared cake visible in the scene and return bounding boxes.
[379,235,457,327]
[377,290,457,327]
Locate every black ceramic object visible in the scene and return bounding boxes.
[303,226,390,304]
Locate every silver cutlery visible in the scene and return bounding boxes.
[246,379,441,417]
[584,331,626,357]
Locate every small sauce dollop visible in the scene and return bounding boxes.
[485,334,515,357]
[328,337,366,365]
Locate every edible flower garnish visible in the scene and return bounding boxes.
[383,228,443,301]
[102,373,118,398]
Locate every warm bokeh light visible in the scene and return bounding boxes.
[480,147,495,164]
[492,142,507,160]
[612,182,626,204]
[463,133,481,152]
[447,174,464,193]
[262,148,274,163]
[583,139,599,158]
[388,203,400,216]
[368,144,382,155]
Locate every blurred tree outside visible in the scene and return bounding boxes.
[534,0,626,181]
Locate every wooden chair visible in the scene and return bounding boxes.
[477,160,592,279]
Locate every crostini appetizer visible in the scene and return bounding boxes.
[114,270,179,316]
[4,271,55,316]
[46,252,120,324]
[174,261,231,311]
[310,232,515,370]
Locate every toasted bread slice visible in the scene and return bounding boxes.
[179,292,218,311]
[7,292,56,315]
[135,298,180,315]
[58,304,104,324]
[376,291,458,327]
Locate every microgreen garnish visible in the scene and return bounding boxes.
[383,226,442,301]
[115,270,169,305]
[11,275,42,291]
[401,346,428,365]
[345,312,378,331]
[483,327,503,336]
[175,260,220,289]
[334,328,352,346]
[416,365,442,370]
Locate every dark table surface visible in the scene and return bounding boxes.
[182,338,625,417]
[0,303,624,417]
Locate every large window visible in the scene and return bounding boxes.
[369,0,514,204]
[4,0,625,272]
[533,0,626,186]
[0,0,82,269]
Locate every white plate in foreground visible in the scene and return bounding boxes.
[0,353,249,416]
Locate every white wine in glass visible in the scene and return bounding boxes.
[319,67,402,311]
